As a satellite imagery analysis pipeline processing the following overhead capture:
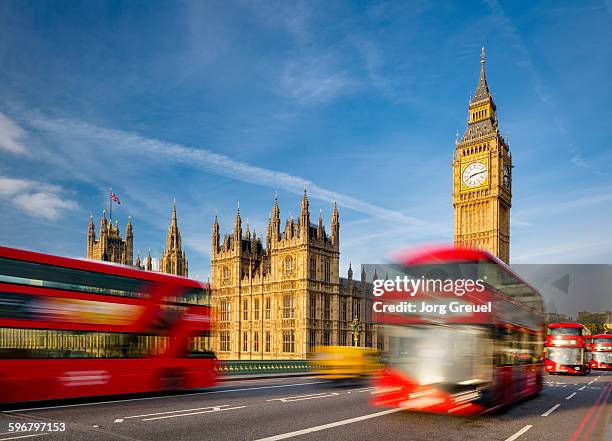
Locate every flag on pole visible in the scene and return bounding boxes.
[110,191,121,205]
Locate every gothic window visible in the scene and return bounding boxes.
[265,331,271,352]
[283,330,295,353]
[309,294,316,319]
[309,256,316,279]
[254,299,260,320]
[340,332,347,346]
[323,295,330,321]
[220,299,231,322]
[253,331,259,352]
[243,299,249,321]
[323,331,331,346]
[222,267,230,280]
[220,331,230,352]
[242,331,248,352]
[309,330,316,352]
[265,297,271,319]
[324,259,331,282]
[340,297,347,322]
[283,295,295,319]
[284,256,294,273]
[353,299,361,320]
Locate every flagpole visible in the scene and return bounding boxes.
[109,188,112,222]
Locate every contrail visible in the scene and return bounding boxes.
[28,113,423,225]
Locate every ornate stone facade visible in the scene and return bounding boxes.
[88,200,188,276]
[160,200,188,277]
[87,210,133,266]
[211,191,377,360]
[453,48,512,263]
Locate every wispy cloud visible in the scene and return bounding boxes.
[513,189,612,228]
[27,113,423,226]
[483,0,604,175]
[0,175,78,220]
[281,55,355,105]
[0,112,29,155]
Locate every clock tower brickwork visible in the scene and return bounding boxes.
[453,48,512,263]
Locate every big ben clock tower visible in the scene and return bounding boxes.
[453,48,512,263]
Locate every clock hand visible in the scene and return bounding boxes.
[468,171,485,179]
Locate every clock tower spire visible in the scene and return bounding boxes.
[453,48,512,263]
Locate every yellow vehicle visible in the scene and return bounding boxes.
[309,346,380,381]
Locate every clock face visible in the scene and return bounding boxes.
[462,161,488,188]
[503,162,510,189]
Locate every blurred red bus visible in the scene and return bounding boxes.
[0,246,216,404]
[371,246,544,415]
[544,323,591,375]
[588,334,612,370]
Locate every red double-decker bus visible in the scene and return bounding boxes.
[371,246,545,415]
[588,334,612,370]
[544,323,591,375]
[0,246,216,404]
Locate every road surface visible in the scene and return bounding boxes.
[1,371,610,441]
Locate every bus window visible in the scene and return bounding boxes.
[0,328,169,358]
[0,257,148,299]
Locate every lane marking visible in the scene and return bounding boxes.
[566,392,577,400]
[541,403,561,417]
[142,405,246,421]
[568,383,612,441]
[267,392,339,403]
[346,387,379,394]
[253,408,403,441]
[0,435,47,441]
[503,425,533,441]
[2,381,328,413]
[115,404,243,421]
[578,386,586,391]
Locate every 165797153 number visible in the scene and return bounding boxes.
[8,422,66,432]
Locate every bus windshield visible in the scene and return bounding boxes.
[547,347,582,365]
[549,328,582,336]
[592,338,612,344]
[592,352,612,363]
[385,324,492,386]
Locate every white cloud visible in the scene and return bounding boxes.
[281,56,355,105]
[0,176,78,220]
[28,114,423,226]
[0,113,29,155]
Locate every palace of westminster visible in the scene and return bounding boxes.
[84,49,512,359]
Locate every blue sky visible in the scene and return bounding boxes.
[1,0,611,280]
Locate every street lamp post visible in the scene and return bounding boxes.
[351,316,362,347]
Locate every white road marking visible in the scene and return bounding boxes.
[0,435,47,441]
[267,392,339,403]
[2,381,328,413]
[566,392,577,400]
[504,425,533,441]
[578,386,586,391]
[346,387,379,394]
[142,405,246,421]
[253,408,404,440]
[541,404,561,417]
[117,404,243,421]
